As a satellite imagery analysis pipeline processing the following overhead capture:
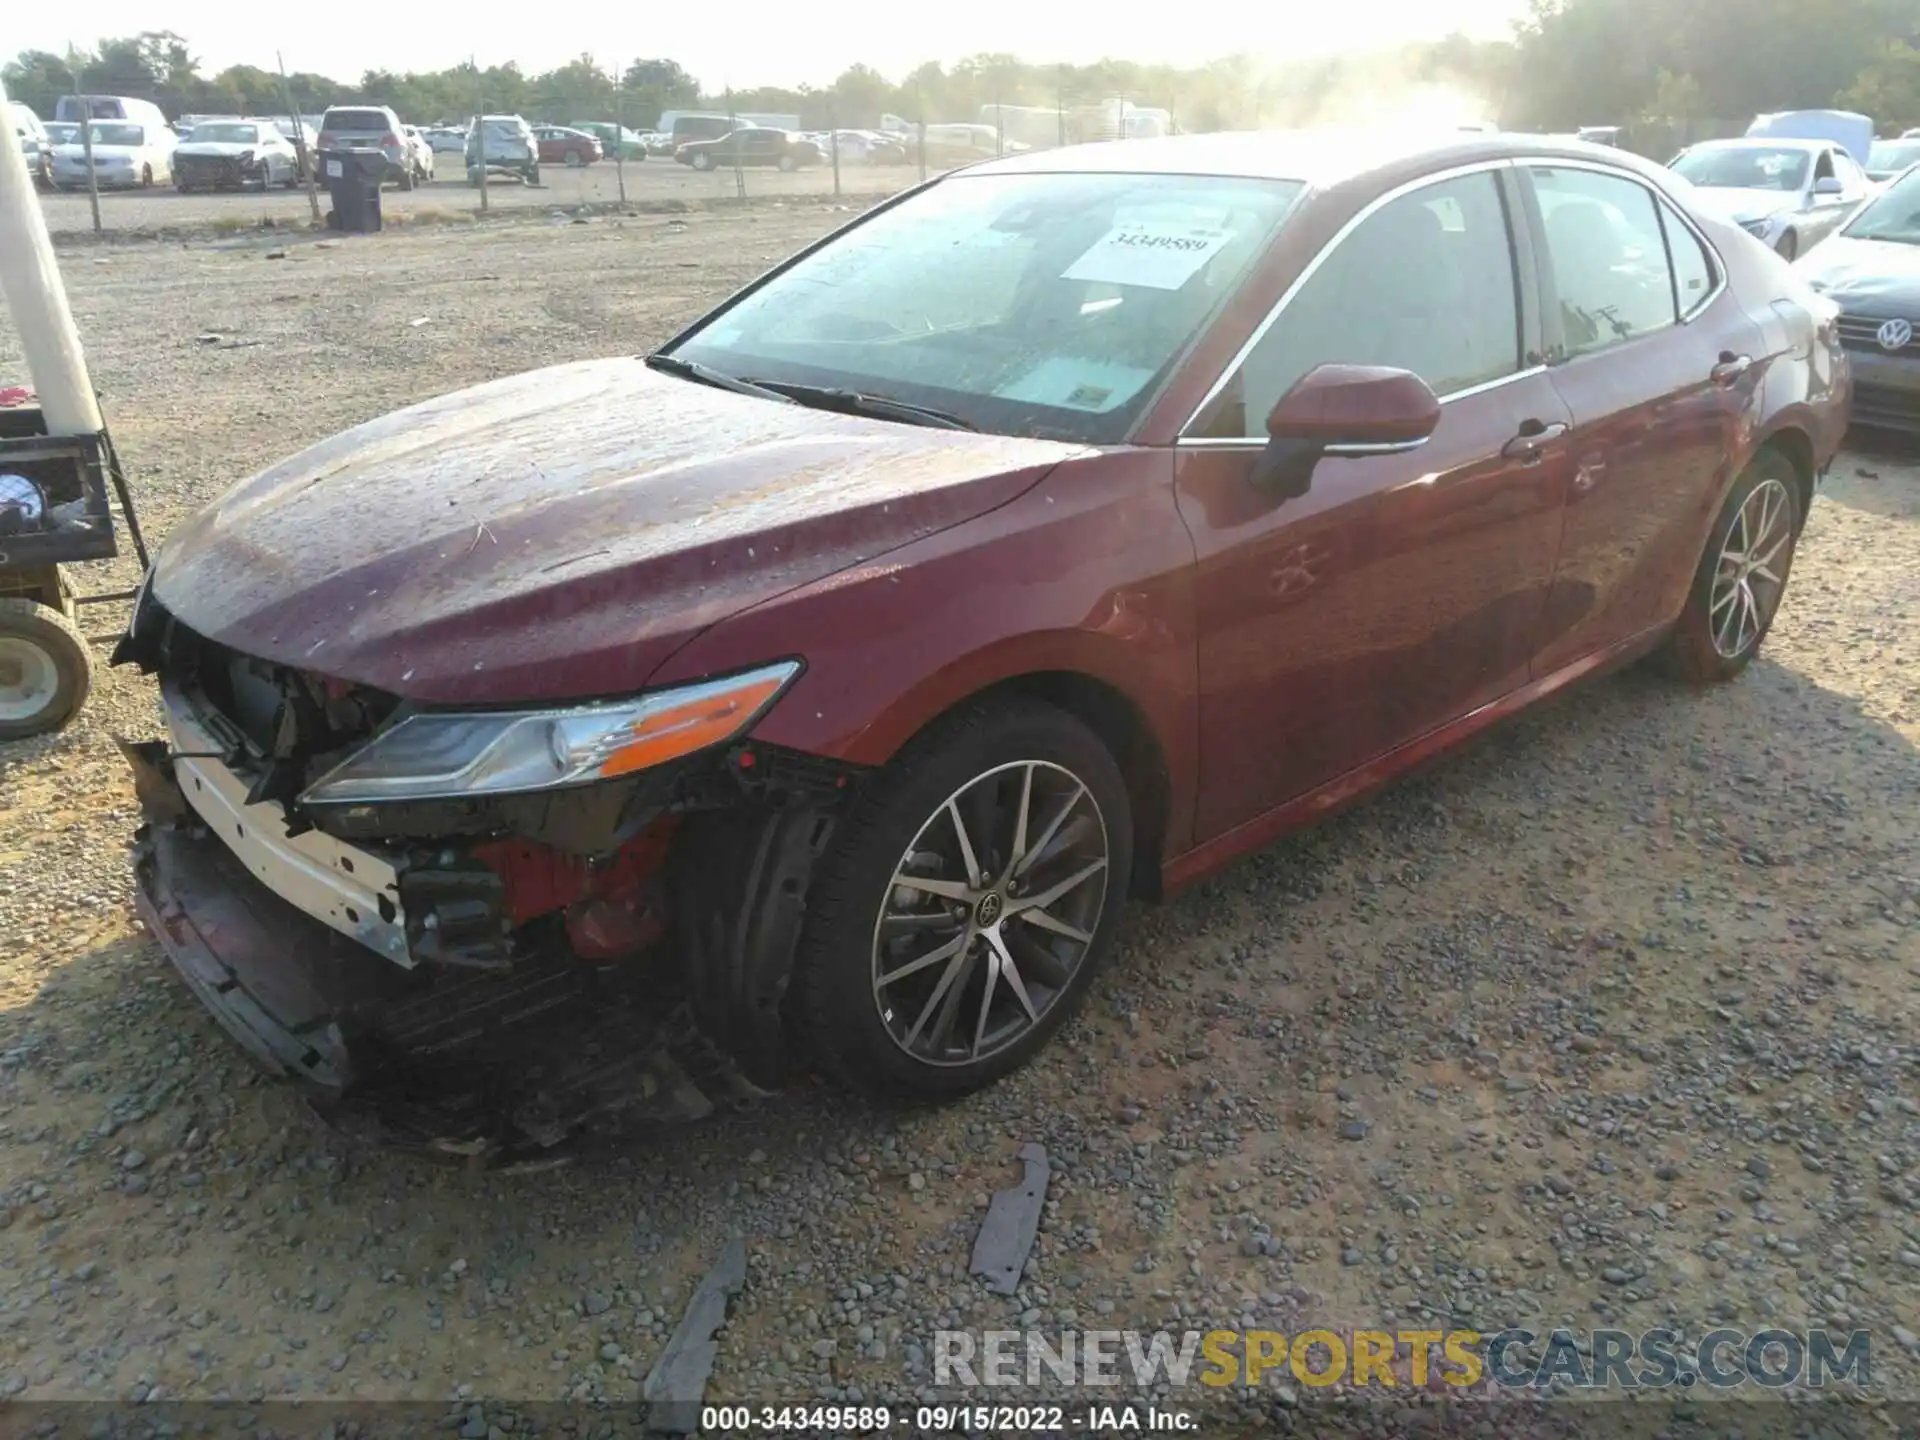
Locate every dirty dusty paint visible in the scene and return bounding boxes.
[151,359,1087,703]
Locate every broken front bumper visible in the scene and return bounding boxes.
[124,743,771,1160]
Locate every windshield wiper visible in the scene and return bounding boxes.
[644,352,794,404]
[740,378,977,432]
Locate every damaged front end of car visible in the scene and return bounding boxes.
[113,586,860,1164]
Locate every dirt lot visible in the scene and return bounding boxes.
[0,209,1916,1429]
[38,152,922,236]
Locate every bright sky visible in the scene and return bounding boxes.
[9,0,1527,90]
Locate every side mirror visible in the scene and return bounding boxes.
[1814,175,1844,196]
[1251,363,1442,498]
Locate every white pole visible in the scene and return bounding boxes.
[0,75,101,437]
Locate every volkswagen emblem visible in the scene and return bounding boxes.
[1877,317,1913,351]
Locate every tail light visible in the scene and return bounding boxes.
[382,133,399,148]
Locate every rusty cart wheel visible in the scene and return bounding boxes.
[0,597,94,740]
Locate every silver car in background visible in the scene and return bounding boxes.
[1669,137,1871,260]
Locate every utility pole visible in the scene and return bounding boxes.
[610,57,626,205]
[727,87,743,200]
[915,79,926,184]
[472,56,488,214]
[276,52,321,225]
[829,96,840,199]
[67,49,100,235]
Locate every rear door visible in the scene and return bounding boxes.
[1519,160,1765,672]
[1175,163,1577,841]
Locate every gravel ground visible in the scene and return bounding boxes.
[0,210,1915,1433]
[39,152,924,236]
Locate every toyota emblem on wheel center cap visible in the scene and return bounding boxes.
[1877,317,1913,351]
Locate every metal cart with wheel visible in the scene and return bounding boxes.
[0,75,150,742]
[0,386,148,739]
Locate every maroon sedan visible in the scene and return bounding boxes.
[115,131,1849,1152]
[532,124,602,167]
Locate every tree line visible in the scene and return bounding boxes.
[6,0,1920,143]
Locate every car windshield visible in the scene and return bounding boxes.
[325,110,388,131]
[191,123,259,143]
[1868,140,1920,176]
[666,170,1303,444]
[46,123,78,143]
[88,124,143,147]
[1671,146,1810,191]
[1844,166,1920,243]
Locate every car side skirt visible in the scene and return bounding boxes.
[1161,624,1668,895]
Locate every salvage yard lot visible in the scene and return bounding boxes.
[0,208,1916,1420]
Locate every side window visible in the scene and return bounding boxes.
[1191,170,1521,438]
[1658,201,1716,318]
[1531,166,1677,359]
[1814,150,1835,182]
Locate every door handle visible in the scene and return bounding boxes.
[1501,421,1568,462]
[1711,353,1753,385]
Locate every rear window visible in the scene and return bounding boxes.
[90,124,144,146]
[324,110,390,131]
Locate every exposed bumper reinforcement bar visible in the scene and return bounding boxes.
[124,740,771,1164]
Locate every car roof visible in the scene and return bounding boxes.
[1684,136,1828,153]
[964,128,1665,190]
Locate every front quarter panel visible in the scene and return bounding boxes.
[645,449,1201,860]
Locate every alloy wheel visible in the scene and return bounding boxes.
[1709,476,1794,659]
[871,760,1110,1067]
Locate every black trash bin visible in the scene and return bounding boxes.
[318,147,385,233]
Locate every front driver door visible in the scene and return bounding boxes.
[1175,163,1576,843]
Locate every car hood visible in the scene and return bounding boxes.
[175,141,261,157]
[151,358,1084,706]
[1794,232,1920,309]
[1688,186,1803,223]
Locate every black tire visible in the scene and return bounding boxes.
[566,150,585,167]
[255,163,273,191]
[176,183,195,194]
[1776,230,1799,262]
[398,167,415,192]
[524,163,540,185]
[691,151,713,171]
[791,698,1133,1099]
[0,598,95,740]
[1654,448,1803,684]
[140,165,153,188]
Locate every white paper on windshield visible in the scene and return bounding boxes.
[1061,222,1235,291]
[995,358,1153,412]
[325,158,343,177]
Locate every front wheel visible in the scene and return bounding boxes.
[1654,449,1802,683]
[0,598,95,740]
[398,167,415,191]
[791,699,1133,1099]
[140,164,153,188]
[1776,229,1799,262]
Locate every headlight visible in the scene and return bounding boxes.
[299,660,801,805]
[238,150,254,164]
[1739,216,1776,238]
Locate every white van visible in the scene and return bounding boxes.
[53,95,171,133]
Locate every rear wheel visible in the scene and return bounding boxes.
[691,151,713,171]
[566,149,585,167]
[1655,449,1802,683]
[0,599,94,740]
[398,167,415,191]
[792,699,1133,1099]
